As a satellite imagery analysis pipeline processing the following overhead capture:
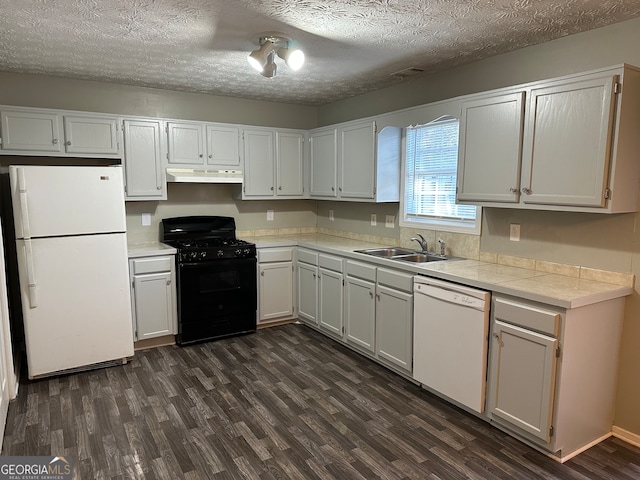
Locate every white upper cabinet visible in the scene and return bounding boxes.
[167,122,204,165]
[63,115,120,156]
[309,127,338,197]
[122,119,166,201]
[310,120,401,202]
[242,127,304,199]
[0,110,63,153]
[167,121,240,169]
[457,65,640,213]
[521,74,616,208]
[457,92,525,203]
[0,108,121,157]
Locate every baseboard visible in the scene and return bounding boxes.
[612,426,640,448]
[134,335,176,350]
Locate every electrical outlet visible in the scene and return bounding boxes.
[329,209,334,221]
[141,213,151,226]
[371,214,377,226]
[385,215,395,228]
[267,210,274,221]
[510,223,521,241]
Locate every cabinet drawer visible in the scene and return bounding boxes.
[258,248,293,263]
[346,260,376,282]
[493,297,561,336]
[318,254,343,272]
[377,268,413,292]
[131,256,173,275]
[297,248,318,265]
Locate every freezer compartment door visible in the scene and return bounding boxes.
[10,165,126,239]
[16,233,134,378]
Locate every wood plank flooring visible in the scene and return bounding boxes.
[2,323,640,479]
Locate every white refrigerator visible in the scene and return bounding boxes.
[9,165,134,379]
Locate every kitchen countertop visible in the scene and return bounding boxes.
[127,241,177,258]
[246,234,633,309]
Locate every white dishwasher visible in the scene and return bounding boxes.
[413,276,490,413]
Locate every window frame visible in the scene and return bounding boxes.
[399,116,482,235]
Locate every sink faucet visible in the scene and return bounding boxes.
[411,233,427,253]
[438,238,446,256]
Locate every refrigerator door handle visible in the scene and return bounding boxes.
[23,239,38,308]
[16,167,31,240]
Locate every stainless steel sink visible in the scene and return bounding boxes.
[354,247,453,263]
[354,247,416,257]
[392,253,449,263]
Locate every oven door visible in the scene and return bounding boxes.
[176,257,257,344]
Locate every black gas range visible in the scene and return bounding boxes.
[161,216,257,345]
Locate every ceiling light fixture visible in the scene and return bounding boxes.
[248,32,304,77]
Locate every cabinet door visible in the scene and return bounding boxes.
[345,276,375,353]
[520,74,617,207]
[0,110,62,152]
[457,92,525,203]
[310,128,338,197]
[297,262,318,325]
[318,268,343,337]
[488,320,558,442]
[63,115,120,155]
[376,285,412,372]
[276,131,304,196]
[340,121,375,199]
[243,129,275,197]
[123,119,164,200]
[258,261,294,323]
[133,272,173,341]
[167,122,205,165]
[206,125,240,167]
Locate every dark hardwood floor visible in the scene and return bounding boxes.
[2,323,640,479]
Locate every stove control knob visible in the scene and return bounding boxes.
[235,248,243,257]
[243,248,252,256]
[217,249,225,258]
[198,251,207,260]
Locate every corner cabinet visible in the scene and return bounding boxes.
[242,128,305,199]
[487,294,625,459]
[457,65,640,213]
[309,120,402,202]
[122,119,166,200]
[129,255,177,342]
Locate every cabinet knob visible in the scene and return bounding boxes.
[261,271,264,276]
[157,185,161,190]
[208,154,212,159]
[52,138,59,145]
[521,187,532,195]
[369,291,373,298]
[331,187,335,191]
[313,273,316,278]
[65,140,71,146]
[509,187,518,193]
[376,293,380,300]
[270,186,274,191]
[338,187,342,192]
[199,154,203,158]
[278,186,282,190]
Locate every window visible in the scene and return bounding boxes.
[401,116,481,234]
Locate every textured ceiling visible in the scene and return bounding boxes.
[1,0,640,106]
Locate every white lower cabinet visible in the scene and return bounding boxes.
[318,254,344,337]
[487,294,625,459]
[128,255,177,342]
[257,247,295,325]
[297,249,319,325]
[344,261,376,353]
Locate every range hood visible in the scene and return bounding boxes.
[166,168,243,184]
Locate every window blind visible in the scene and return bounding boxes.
[405,118,476,222]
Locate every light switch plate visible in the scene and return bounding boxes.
[510,223,521,241]
[371,214,377,226]
[141,213,151,226]
[385,215,395,228]
[329,209,334,221]
[267,210,274,221]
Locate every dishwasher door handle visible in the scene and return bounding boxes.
[414,284,487,312]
